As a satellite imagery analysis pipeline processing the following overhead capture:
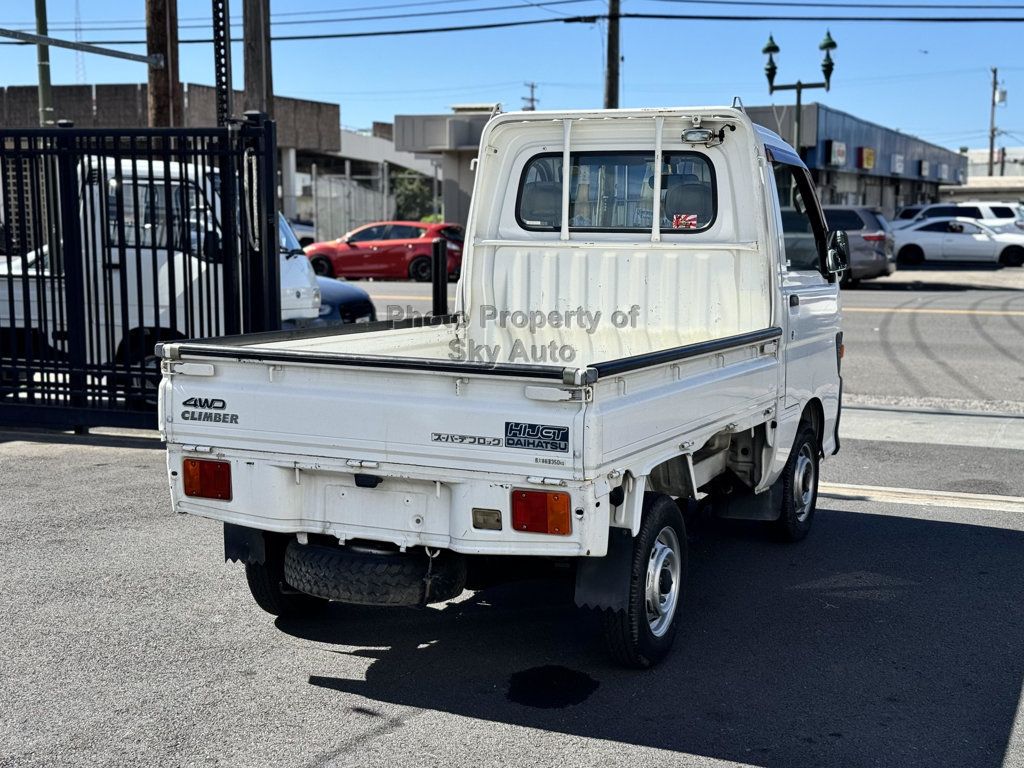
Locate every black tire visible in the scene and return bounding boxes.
[284,540,466,606]
[245,537,327,618]
[311,255,334,277]
[409,257,432,282]
[602,493,688,669]
[999,246,1024,267]
[897,245,924,266]
[773,420,820,542]
[839,269,860,289]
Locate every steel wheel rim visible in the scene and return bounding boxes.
[792,443,816,522]
[645,525,682,638]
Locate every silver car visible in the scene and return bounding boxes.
[823,206,895,286]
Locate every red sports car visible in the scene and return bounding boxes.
[304,220,464,282]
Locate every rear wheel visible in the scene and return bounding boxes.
[602,493,687,668]
[999,246,1024,267]
[774,421,820,542]
[409,256,432,282]
[897,245,924,266]
[311,256,335,277]
[245,536,327,618]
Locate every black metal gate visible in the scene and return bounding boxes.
[0,113,280,430]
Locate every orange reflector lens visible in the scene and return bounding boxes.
[839,343,846,359]
[511,489,571,535]
[182,458,232,500]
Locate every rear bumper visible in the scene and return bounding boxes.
[167,444,610,558]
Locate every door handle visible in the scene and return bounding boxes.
[789,294,800,307]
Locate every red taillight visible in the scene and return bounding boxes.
[511,490,571,535]
[862,231,887,242]
[182,458,232,500]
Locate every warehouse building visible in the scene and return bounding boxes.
[745,103,966,218]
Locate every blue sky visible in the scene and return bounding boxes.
[1,1,1022,151]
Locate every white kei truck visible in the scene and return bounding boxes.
[159,106,848,668]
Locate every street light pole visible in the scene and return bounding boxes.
[763,31,837,158]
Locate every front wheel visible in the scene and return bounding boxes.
[999,246,1024,267]
[774,421,820,542]
[602,493,687,668]
[311,255,335,278]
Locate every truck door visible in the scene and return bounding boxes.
[770,164,839,412]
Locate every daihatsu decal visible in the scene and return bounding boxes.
[504,422,569,452]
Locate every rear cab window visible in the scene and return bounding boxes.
[516,151,716,233]
[991,206,1017,219]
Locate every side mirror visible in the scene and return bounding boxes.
[825,230,850,274]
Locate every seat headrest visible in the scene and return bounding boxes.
[520,181,562,226]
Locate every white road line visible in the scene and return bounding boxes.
[820,482,1024,513]
[840,407,1024,451]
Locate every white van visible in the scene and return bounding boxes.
[0,159,319,403]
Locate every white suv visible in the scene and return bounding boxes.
[892,201,1024,233]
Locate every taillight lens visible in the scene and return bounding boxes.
[511,490,571,535]
[862,231,887,242]
[182,458,232,500]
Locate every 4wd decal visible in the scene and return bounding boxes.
[431,432,502,447]
[504,422,569,453]
[181,397,239,424]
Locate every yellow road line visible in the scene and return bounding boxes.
[367,293,456,302]
[844,306,1024,317]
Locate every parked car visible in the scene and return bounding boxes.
[304,220,464,282]
[287,217,316,248]
[159,105,847,668]
[822,206,895,285]
[892,201,1024,233]
[894,217,1024,266]
[278,216,376,327]
[314,276,376,324]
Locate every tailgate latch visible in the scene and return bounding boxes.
[168,362,215,377]
[524,385,592,403]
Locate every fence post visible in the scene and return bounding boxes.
[55,125,89,430]
[431,237,448,317]
[242,110,280,333]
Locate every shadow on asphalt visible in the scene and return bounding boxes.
[847,262,1022,293]
[276,508,1024,767]
[0,427,163,449]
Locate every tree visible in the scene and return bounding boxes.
[393,173,434,221]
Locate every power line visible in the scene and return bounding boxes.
[0,1,598,32]
[5,9,1024,49]
[651,0,1024,8]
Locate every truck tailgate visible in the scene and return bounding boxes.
[160,356,587,480]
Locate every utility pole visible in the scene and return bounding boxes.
[522,82,538,111]
[988,67,999,177]
[243,0,273,117]
[146,0,181,126]
[604,0,620,109]
[35,0,52,126]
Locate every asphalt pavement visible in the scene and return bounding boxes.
[2,266,1024,767]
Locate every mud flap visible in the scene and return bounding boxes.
[224,522,267,564]
[715,480,784,521]
[573,527,633,611]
